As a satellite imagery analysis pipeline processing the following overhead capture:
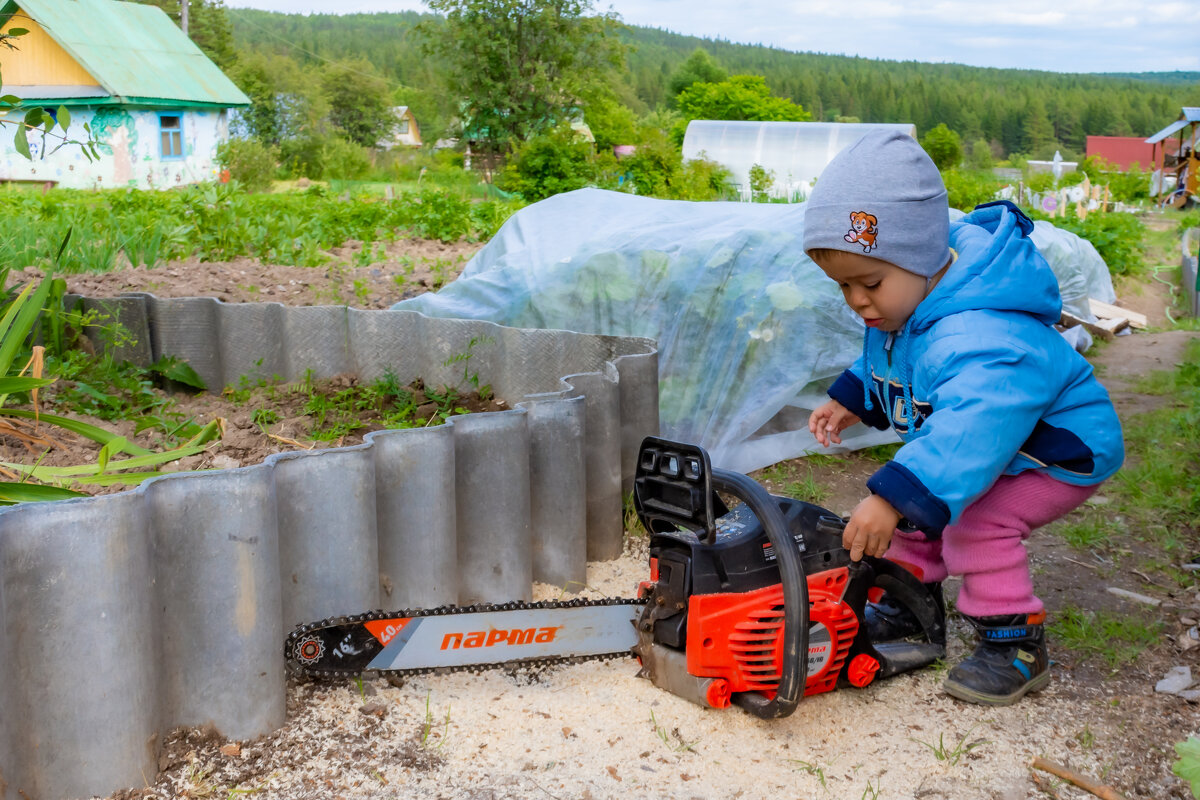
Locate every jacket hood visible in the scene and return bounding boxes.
[908,201,1062,334]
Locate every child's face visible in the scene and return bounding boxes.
[813,250,928,332]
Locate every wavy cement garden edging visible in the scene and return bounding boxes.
[0,296,659,800]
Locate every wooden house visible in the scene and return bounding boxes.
[1146,107,1199,207]
[0,0,249,189]
[380,105,421,148]
[1085,135,1161,171]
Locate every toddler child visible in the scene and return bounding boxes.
[803,130,1123,706]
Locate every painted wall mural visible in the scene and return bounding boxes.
[0,107,229,189]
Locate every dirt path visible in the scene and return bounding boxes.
[11,242,1191,800]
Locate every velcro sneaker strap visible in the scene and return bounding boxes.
[979,625,1036,642]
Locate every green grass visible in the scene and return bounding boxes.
[859,442,902,464]
[1048,605,1163,670]
[760,463,829,504]
[1055,513,1122,551]
[1110,339,1200,554]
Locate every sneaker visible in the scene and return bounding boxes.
[865,582,944,643]
[942,613,1049,706]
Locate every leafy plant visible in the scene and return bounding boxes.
[649,710,697,753]
[0,183,521,274]
[442,335,493,399]
[748,163,775,200]
[420,693,451,750]
[1029,208,1146,277]
[942,168,1003,212]
[1173,736,1200,798]
[622,491,647,539]
[791,758,831,790]
[215,138,280,193]
[910,725,989,767]
[497,125,598,203]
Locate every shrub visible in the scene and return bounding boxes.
[1032,208,1146,276]
[319,135,372,180]
[496,125,597,202]
[967,138,993,170]
[277,132,371,180]
[1107,166,1150,203]
[921,124,963,171]
[942,169,1003,212]
[1078,156,1150,203]
[407,189,472,241]
[385,147,472,190]
[673,157,732,201]
[748,163,775,200]
[215,138,279,193]
[620,132,680,197]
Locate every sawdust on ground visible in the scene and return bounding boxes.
[110,531,1199,800]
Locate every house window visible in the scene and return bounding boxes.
[159,114,183,159]
[398,118,409,134]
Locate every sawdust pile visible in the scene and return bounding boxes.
[112,538,1121,800]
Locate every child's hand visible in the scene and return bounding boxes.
[808,400,861,447]
[843,495,901,561]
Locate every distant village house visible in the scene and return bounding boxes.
[1085,135,1160,171]
[379,106,421,148]
[0,0,249,189]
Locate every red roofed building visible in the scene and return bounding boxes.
[1085,136,1169,170]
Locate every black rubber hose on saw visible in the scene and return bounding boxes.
[711,469,809,719]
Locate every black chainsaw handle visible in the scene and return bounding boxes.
[710,468,809,720]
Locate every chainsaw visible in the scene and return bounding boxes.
[286,437,946,719]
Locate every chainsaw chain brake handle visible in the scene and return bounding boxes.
[634,436,809,719]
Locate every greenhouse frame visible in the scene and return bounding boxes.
[682,120,917,201]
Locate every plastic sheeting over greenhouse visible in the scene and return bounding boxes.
[396,189,1116,473]
[682,120,917,201]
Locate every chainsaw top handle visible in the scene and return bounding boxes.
[633,437,809,719]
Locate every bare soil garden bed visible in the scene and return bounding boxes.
[2,233,1196,799]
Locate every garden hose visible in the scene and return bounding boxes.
[1150,263,1180,327]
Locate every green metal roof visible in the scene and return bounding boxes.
[0,0,249,107]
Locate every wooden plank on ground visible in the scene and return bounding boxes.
[1089,298,1147,329]
[1060,311,1121,341]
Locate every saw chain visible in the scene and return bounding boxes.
[285,596,647,680]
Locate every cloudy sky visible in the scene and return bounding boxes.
[223,0,1198,74]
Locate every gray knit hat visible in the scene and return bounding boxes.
[803,129,950,278]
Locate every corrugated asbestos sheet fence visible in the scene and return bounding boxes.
[0,296,659,800]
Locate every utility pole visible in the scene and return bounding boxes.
[181,0,189,36]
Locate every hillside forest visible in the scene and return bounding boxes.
[126,0,1200,202]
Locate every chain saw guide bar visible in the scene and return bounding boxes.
[286,437,945,720]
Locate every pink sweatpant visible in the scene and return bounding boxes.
[885,471,1097,617]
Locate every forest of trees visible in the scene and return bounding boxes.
[220,7,1200,161]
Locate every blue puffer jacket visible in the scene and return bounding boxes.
[827,201,1124,536]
